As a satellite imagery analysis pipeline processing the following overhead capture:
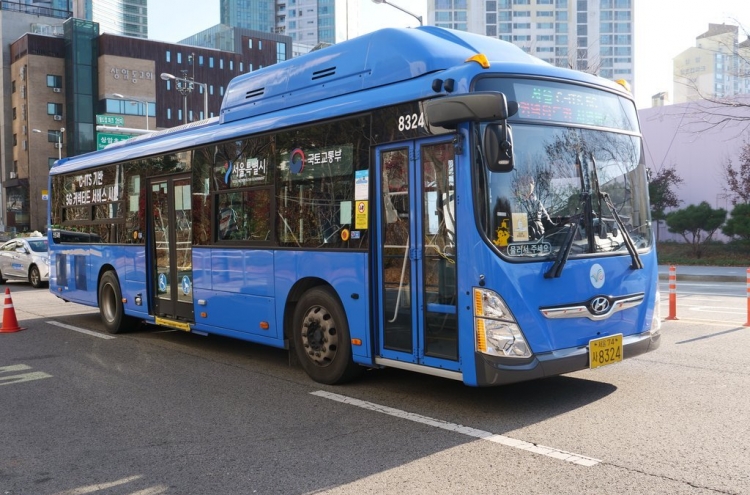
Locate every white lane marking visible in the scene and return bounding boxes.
[311,390,600,466]
[52,475,144,495]
[47,320,116,340]
[688,307,744,314]
[0,364,52,385]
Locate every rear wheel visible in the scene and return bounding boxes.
[0,270,5,284]
[98,271,136,334]
[29,266,43,288]
[292,287,362,385]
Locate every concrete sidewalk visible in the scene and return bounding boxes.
[658,265,748,283]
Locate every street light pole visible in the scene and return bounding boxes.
[113,93,150,130]
[32,127,65,161]
[160,72,208,124]
[370,0,423,26]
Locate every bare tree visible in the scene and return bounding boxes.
[722,139,750,205]
[648,165,684,241]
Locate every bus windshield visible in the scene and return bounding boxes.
[475,80,651,261]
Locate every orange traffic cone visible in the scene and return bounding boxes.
[0,287,25,333]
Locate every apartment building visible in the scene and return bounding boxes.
[427,0,634,90]
[220,0,358,46]
[673,23,750,103]
[73,0,148,39]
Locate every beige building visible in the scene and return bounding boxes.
[9,36,66,232]
[673,23,750,104]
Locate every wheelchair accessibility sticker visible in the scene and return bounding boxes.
[181,275,191,295]
[158,273,167,293]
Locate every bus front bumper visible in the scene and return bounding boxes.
[474,328,661,387]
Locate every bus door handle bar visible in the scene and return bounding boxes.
[385,238,410,323]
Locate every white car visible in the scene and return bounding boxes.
[0,237,50,288]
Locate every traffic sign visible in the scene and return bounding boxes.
[97,132,132,150]
[96,115,125,126]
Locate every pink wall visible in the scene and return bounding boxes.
[639,100,749,241]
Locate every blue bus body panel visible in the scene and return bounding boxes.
[187,248,369,359]
[52,245,369,359]
[192,248,277,338]
[50,244,150,319]
[273,251,371,361]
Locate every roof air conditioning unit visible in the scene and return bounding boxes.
[9,172,16,179]
[54,115,62,121]
[54,143,62,149]
[53,87,61,93]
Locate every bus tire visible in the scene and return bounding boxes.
[292,287,362,385]
[98,271,135,334]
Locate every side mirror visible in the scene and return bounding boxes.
[424,92,511,129]
[483,123,514,173]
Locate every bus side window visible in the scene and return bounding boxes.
[217,193,240,240]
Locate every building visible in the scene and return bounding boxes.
[1,2,71,232]
[651,91,670,107]
[6,18,291,232]
[427,0,635,91]
[72,0,148,39]
[179,24,292,69]
[220,0,358,46]
[673,23,750,104]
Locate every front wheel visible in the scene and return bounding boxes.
[98,271,136,334]
[29,266,43,288]
[292,287,362,385]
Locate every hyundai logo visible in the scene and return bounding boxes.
[589,296,611,316]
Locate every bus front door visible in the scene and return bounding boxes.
[376,140,459,372]
[148,175,194,323]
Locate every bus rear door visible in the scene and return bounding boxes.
[376,139,460,373]
[148,174,195,323]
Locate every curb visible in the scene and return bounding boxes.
[658,273,746,283]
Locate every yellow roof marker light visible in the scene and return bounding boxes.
[615,79,631,93]
[466,53,490,69]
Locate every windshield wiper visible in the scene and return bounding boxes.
[545,154,587,279]
[588,153,642,269]
[600,191,643,270]
[544,213,580,279]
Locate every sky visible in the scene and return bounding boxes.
[148,0,749,109]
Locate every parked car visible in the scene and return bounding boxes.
[0,237,50,288]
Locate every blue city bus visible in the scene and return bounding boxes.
[48,27,660,386]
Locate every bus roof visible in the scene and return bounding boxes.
[52,26,629,175]
[220,26,545,124]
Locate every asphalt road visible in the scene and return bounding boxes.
[1,281,749,494]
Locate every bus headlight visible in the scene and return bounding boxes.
[474,288,531,358]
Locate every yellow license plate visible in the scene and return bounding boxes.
[589,334,623,369]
